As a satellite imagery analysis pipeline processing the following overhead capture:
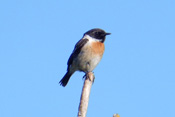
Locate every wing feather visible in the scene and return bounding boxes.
[67,39,89,70]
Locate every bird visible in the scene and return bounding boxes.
[59,28,111,87]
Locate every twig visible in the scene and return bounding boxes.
[113,114,120,117]
[78,72,95,117]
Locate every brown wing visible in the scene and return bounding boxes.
[67,39,89,70]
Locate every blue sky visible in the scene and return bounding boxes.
[0,0,175,117]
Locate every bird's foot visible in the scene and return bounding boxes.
[83,72,95,83]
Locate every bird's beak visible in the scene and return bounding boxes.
[105,33,111,35]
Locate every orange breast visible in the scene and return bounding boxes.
[91,42,105,56]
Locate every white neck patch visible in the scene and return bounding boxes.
[83,34,101,42]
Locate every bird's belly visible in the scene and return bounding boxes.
[76,50,103,72]
[78,54,101,72]
[71,41,104,73]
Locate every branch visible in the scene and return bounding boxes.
[113,114,120,117]
[78,72,95,117]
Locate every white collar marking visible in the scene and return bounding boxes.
[83,34,101,42]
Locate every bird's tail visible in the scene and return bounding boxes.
[59,72,73,87]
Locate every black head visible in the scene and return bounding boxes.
[84,28,111,43]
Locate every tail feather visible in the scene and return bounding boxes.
[59,72,72,87]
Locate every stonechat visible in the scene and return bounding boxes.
[59,28,110,87]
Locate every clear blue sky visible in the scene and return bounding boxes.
[0,0,175,117]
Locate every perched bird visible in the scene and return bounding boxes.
[59,28,110,87]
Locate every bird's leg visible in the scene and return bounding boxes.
[84,72,95,83]
[83,74,86,79]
